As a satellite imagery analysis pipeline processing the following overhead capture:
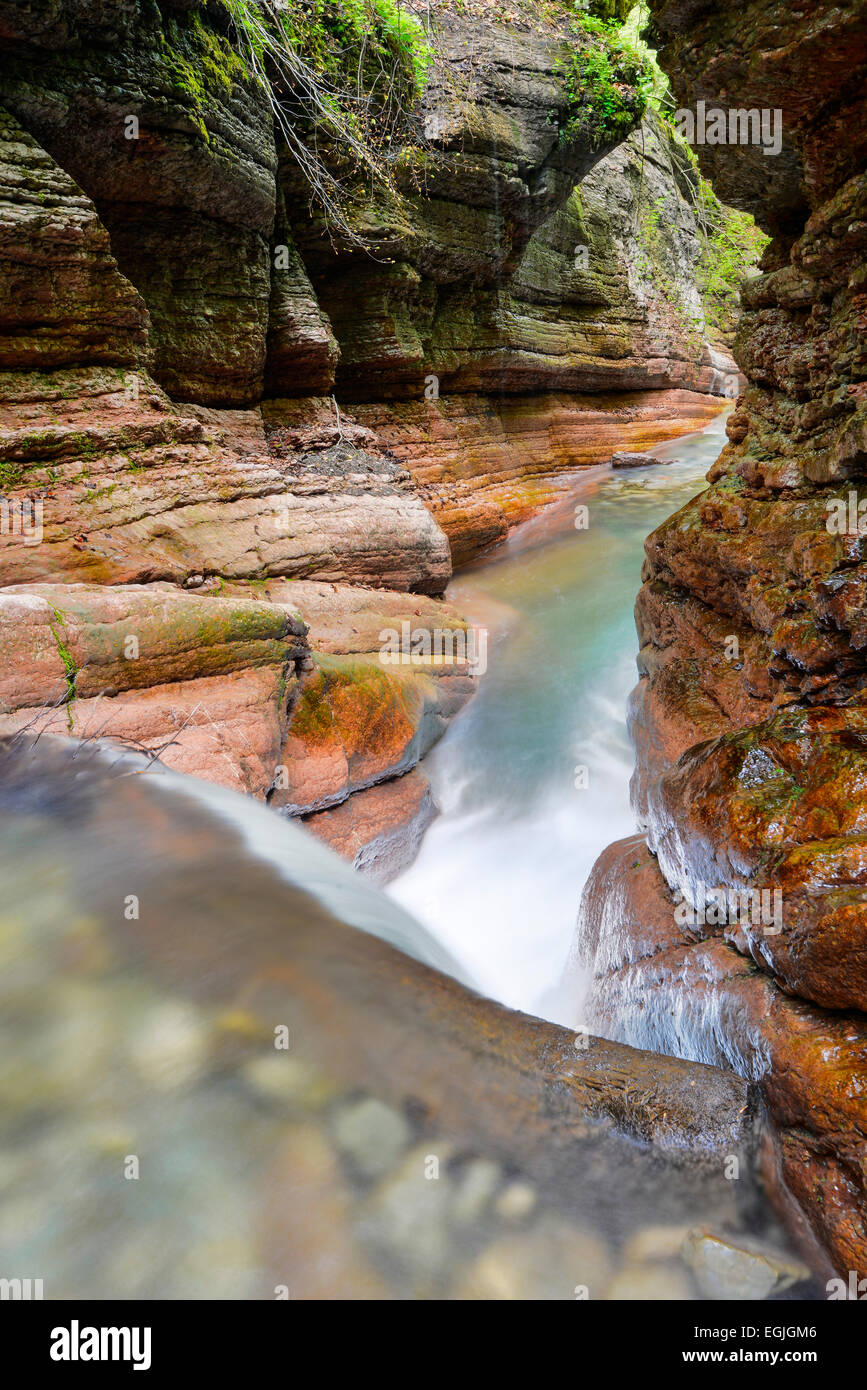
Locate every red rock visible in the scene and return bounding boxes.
[271,654,475,817]
[575,837,867,1278]
[301,768,437,885]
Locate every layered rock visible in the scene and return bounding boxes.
[0,378,450,592]
[0,570,476,872]
[0,0,750,881]
[0,2,742,571]
[576,0,867,1276]
[0,581,307,796]
[576,836,866,1280]
[303,767,437,885]
[353,387,723,563]
[0,0,277,404]
[274,16,743,557]
[0,106,150,370]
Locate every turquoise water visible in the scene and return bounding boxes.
[389,410,731,1020]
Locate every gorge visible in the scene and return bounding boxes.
[0,0,864,1301]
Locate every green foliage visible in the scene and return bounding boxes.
[47,605,77,732]
[224,0,432,98]
[693,177,769,337]
[0,460,27,491]
[558,8,655,149]
[617,3,671,112]
[372,0,434,91]
[220,1,433,247]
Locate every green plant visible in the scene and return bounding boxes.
[693,177,769,336]
[221,0,432,247]
[47,605,77,732]
[558,8,655,149]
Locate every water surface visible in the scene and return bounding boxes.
[389,411,731,1021]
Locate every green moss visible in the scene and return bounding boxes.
[0,460,27,491]
[158,8,253,121]
[290,669,336,742]
[83,483,118,503]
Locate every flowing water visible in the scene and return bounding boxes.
[389,410,732,1023]
[0,731,813,1300]
[0,409,818,1299]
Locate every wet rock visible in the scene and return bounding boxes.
[0,733,807,1299]
[576,836,867,1278]
[301,768,438,885]
[644,708,867,1012]
[682,1229,811,1302]
[271,653,474,818]
[611,452,672,469]
[579,0,867,1285]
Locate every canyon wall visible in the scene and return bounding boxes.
[0,0,734,872]
[575,0,867,1277]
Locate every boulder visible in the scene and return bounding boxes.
[611,451,672,469]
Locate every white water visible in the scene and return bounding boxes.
[389,410,731,1022]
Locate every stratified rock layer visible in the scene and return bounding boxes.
[576,837,867,1280]
[576,0,867,1277]
[0,2,745,874]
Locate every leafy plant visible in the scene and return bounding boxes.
[221,0,433,248]
[558,8,655,149]
[693,177,769,336]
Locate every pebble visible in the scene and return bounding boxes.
[331,1096,412,1181]
[357,1143,455,1287]
[681,1228,810,1300]
[451,1158,501,1225]
[494,1180,536,1223]
[241,1053,337,1112]
[127,1000,208,1091]
[453,1215,612,1300]
[622,1223,693,1265]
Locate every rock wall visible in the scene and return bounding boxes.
[0,0,737,871]
[575,0,867,1277]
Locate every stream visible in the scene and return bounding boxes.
[0,408,817,1299]
[389,409,732,1024]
